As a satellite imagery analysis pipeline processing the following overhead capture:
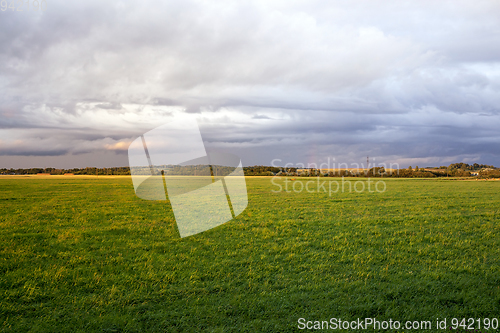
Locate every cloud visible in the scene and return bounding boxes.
[1,0,500,167]
[252,114,274,120]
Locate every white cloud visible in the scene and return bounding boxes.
[1,0,500,167]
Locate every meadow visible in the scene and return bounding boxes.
[1,176,500,332]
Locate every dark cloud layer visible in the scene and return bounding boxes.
[1,0,500,168]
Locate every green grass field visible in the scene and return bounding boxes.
[1,176,500,332]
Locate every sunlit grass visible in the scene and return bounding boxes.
[0,176,499,332]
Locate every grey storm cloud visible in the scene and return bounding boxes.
[1,0,500,168]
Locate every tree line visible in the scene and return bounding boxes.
[0,167,132,175]
[1,162,499,178]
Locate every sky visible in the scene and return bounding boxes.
[1,0,500,169]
